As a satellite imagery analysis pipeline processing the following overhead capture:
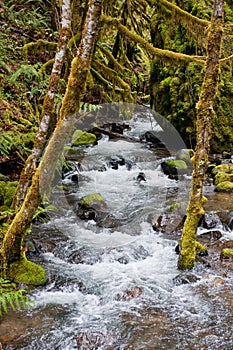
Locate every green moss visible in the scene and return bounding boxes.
[79,193,104,206]
[215,181,233,192]
[212,163,233,175]
[195,241,208,255]
[71,130,97,146]
[9,258,47,286]
[221,248,233,258]
[0,181,18,208]
[214,172,233,186]
[166,159,188,170]
[169,202,181,211]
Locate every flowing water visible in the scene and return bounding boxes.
[1,110,233,350]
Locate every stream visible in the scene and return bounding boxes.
[1,104,233,350]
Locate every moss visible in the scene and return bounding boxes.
[79,193,105,206]
[195,241,207,255]
[166,159,188,170]
[201,196,208,205]
[0,181,18,208]
[215,181,233,192]
[214,172,233,186]
[71,130,97,146]
[220,248,233,259]
[212,164,233,175]
[9,258,47,286]
[169,202,181,211]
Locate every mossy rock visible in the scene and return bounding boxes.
[166,159,188,170]
[214,172,233,186]
[77,193,108,222]
[220,248,233,260]
[9,258,47,285]
[212,164,233,175]
[71,130,97,146]
[215,181,233,192]
[79,193,106,207]
[0,181,18,208]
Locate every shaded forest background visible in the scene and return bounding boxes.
[1,0,233,179]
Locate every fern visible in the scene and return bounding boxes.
[0,130,13,158]
[10,64,40,84]
[0,278,30,316]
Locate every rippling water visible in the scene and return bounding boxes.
[1,113,233,350]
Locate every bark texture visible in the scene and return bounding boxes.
[13,0,71,212]
[1,0,103,268]
[178,0,224,270]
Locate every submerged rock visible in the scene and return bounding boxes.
[173,273,200,285]
[198,230,222,244]
[76,193,108,223]
[115,286,143,301]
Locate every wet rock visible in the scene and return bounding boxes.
[76,332,121,350]
[143,131,165,148]
[76,193,108,223]
[197,230,222,244]
[153,214,185,234]
[161,159,189,180]
[108,155,125,169]
[76,332,107,349]
[136,172,146,182]
[200,212,222,229]
[209,277,225,286]
[115,286,143,301]
[228,215,233,230]
[160,161,178,180]
[173,273,200,285]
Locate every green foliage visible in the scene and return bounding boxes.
[32,203,57,222]
[0,278,30,316]
[0,129,13,158]
[150,0,233,152]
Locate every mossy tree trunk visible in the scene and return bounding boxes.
[178,0,224,270]
[1,0,103,269]
[13,0,71,212]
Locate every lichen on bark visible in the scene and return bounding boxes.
[178,0,224,270]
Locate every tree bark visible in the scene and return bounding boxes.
[178,0,224,270]
[13,0,71,212]
[1,0,103,267]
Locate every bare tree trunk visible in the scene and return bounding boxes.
[13,0,71,212]
[178,0,224,270]
[1,0,103,269]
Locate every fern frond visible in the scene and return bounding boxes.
[0,278,30,316]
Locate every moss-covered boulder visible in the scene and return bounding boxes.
[214,172,233,186]
[161,159,189,180]
[9,258,47,285]
[72,130,97,146]
[212,164,233,175]
[215,181,233,192]
[76,193,108,222]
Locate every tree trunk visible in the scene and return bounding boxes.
[1,0,103,268]
[13,0,71,212]
[178,0,224,270]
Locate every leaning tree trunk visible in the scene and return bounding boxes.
[13,0,71,212]
[1,0,103,267]
[178,0,224,270]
